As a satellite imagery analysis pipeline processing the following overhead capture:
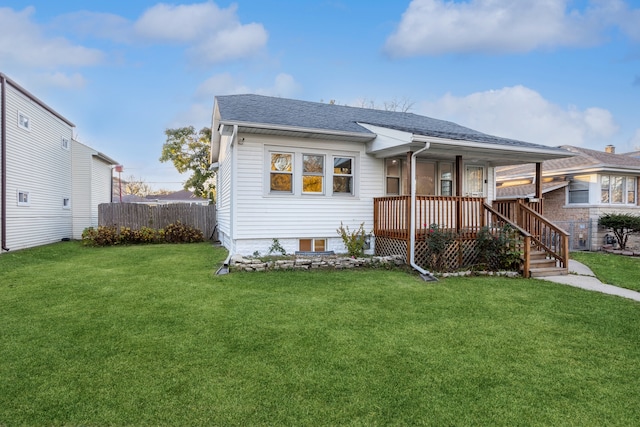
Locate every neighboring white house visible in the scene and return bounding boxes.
[1,72,117,252]
[71,139,118,239]
[143,190,209,205]
[210,94,573,257]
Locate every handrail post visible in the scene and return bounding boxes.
[523,235,531,278]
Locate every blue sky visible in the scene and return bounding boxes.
[2,0,640,191]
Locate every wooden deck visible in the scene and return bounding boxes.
[373,196,569,277]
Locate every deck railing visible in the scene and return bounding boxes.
[373,196,568,276]
[373,196,486,240]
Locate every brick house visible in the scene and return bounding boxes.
[497,145,640,251]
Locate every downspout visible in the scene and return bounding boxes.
[1,74,8,252]
[410,141,437,281]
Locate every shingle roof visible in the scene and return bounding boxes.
[496,181,569,198]
[497,145,640,178]
[215,94,568,153]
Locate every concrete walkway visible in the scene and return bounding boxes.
[535,260,640,302]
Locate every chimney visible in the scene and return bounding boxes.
[605,145,615,154]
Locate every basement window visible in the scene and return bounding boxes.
[299,239,326,252]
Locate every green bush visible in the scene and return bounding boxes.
[598,213,640,250]
[82,222,203,246]
[337,222,368,258]
[475,225,521,271]
[424,224,457,271]
[163,221,204,244]
[81,226,119,246]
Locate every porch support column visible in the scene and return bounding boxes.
[455,156,463,196]
[455,155,463,233]
[535,162,543,199]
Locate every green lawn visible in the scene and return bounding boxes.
[1,242,639,426]
[571,250,640,292]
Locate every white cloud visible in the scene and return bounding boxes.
[195,73,252,99]
[383,0,638,56]
[196,72,300,99]
[0,6,104,67]
[134,2,235,42]
[418,85,619,148]
[53,11,134,43]
[134,2,268,64]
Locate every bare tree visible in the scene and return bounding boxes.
[123,175,152,197]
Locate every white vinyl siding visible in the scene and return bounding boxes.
[231,135,382,255]
[215,133,234,251]
[72,140,116,239]
[4,83,73,250]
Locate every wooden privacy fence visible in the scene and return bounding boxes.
[99,203,217,240]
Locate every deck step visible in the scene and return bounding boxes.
[529,258,557,269]
[529,267,568,277]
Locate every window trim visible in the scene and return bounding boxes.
[17,190,30,206]
[264,146,358,197]
[600,174,637,205]
[17,111,31,131]
[332,156,355,196]
[299,238,327,252]
[567,176,590,204]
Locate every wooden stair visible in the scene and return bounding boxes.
[527,249,568,278]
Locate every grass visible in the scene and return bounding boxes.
[0,242,639,426]
[571,250,640,292]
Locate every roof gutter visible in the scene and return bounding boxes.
[1,73,8,251]
[219,120,375,142]
[410,140,437,281]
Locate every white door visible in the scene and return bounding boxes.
[464,165,485,197]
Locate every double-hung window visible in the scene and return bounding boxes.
[270,153,293,193]
[302,154,324,194]
[568,177,589,204]
[333,157,353,195]
[600,175,637,205]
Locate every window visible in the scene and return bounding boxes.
[63,198,71,209]
[302,154,324,193]
[18,111,30,131]
[627,177,636,204]
[569,178,589,204]
[299,239,326,252]
[333,157,353,194]
[266,148,356,196]
[600,174,637,205]
[440,163,453,196]
[17,190,30,206]
[61,137,70,150]
[386,159,401,195]
[270,153,293,193]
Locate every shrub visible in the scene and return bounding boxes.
[163,221,204,243]
[475,225,521,271]
[337,222,368,258]
[424,224,457,271]
[598,213,640,250]
[82,226,119,246]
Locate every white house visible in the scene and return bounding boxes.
[210,94,573,272]
[1,73,117,251]
[71,139,118,239]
